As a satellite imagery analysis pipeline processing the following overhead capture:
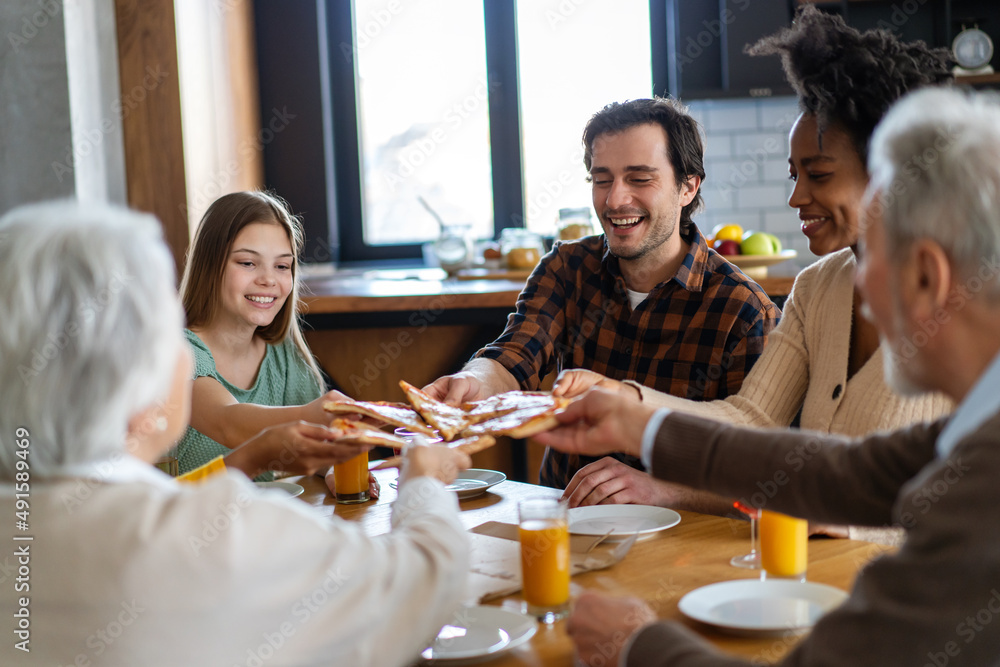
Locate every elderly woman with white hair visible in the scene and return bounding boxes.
[0,201,471,666]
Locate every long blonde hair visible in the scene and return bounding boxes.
[180,191,324,390]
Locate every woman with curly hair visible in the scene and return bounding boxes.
[553,7,954,541]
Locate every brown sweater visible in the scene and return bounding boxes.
[626,412,1000,666]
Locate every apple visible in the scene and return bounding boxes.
[713,239,741,255]
[740,231,782,256]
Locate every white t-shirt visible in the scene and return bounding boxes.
[626,288,648,310]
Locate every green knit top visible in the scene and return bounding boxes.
[176,329,323,481]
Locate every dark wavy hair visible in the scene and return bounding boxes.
[582,97,706,225]
[748,5,953,163]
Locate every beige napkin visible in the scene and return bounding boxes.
[463,521,636,604]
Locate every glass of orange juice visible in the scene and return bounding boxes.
[333,451,369,504]
[759,510,808,582]
[518,497,570,623]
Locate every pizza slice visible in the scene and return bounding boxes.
[461,396,570,439]
[461,391,557,425]
[327,417,410,449]
[323,400,436,436]
[399,380,471,440]
[370,434,497,470]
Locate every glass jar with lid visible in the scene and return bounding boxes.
[556,207,595,241]
[500,228,546,270]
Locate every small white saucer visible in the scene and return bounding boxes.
[254,481,305,497]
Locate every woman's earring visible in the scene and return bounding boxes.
[155,416,168,432]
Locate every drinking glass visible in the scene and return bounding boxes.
[392,428,443,455]
[333,451,370,504]
[154,445,179,477]
[759,510,808,582]
[730,500,760,569]
[519,497,570,623]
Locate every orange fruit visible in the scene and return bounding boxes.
[711,223,744,243]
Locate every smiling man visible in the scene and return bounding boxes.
[535,87,1000,667]
[425,98,779,510]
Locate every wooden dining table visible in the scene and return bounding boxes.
[287,468,891,666]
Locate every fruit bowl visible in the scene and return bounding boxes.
[721,250,797,280]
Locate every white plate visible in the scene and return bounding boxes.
[390,469,506,500]
[254,481,304,497]
[567,505,681,540]
[678,579,848,636]
[421,605,536,663]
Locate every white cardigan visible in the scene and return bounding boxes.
[634,248,952,434]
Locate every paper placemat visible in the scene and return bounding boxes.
[470,520,609,553]
[464,521,635,604]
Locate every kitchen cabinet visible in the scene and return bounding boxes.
[660,0,1000,100]
[662,0,793,99]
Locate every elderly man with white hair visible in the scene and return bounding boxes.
[534,87,1000,666]
[0,202,472,666]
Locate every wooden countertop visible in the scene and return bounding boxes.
[303,272,525,315]
[302,268,795,316]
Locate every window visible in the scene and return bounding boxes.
[257,2,658,263]
[516,0,652,234]
[353,0,495,246]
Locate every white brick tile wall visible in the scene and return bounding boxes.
[706,103,760,132]
[685,101,708,130]
[699,181,737,211]
[703,134,734,159]
[762,157,791,183]
[763,209,799,234]
[733,132,787,159]
[757,97,799,132]
[736,184,786,209]
[686,95,813,268]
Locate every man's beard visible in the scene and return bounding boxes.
[606,213,676,262]
[861,297,929,397]
[881,341,928,397]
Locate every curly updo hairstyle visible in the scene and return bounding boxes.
[747,5,953,163]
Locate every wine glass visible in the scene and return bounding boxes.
[730,500,760,569]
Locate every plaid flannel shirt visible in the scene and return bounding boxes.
[475,222,781,488]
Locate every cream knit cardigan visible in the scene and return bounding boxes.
[630,248,954,541]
